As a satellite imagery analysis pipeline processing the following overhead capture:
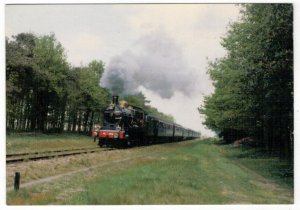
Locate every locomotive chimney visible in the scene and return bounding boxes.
[112,95,119,105]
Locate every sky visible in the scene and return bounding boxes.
[5,4,241,136]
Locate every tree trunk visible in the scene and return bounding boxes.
[37,90,49,132]
[59,95,67,133]
[83,109,90,134]
[30,91,37,131]
[72,111,77,132]
[89,111,94,134]
[78,111,82,134]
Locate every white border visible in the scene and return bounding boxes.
[1,1,298,210]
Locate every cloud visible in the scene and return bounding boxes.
[101,30,199,98]
[122,4,240,70]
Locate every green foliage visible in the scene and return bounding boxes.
[6,32,172,134]
[32,34,70,131]
[123,92,147,109]
[146,106,175,123]
[6,33,110,134]
[34,34,69,96]
[6,33,37,131]
[66,61,110,133]
[199,4,293,158]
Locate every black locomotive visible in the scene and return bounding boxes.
[96,96,200,147]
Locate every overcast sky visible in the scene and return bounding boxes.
[5,4,241,136]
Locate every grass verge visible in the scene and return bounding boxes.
[6,132,96,154]
[7,139,293,204]
[218,143,294,189]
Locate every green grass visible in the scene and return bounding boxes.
[6,132,96,154]
[219,143,294,189]
[67,140,293,204]
[7,189,57,205]
[7,139,293,204]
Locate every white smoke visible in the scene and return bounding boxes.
[101,31,199,98]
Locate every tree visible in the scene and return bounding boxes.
[6,33,71,133]
[199,4,293,158]
[66,61,110,134]
[32,33,70,132]
[6,33,36,131]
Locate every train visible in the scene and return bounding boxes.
[93,96,200,148]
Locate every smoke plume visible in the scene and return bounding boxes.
[101,31,199,98]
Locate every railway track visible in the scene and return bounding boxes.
[6,140,194,164]
[6,147,105,164]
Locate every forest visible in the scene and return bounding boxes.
[199,4,293,159]
[6,4,294,160]
[6,33,174,135]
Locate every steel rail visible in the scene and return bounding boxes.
[6,146,97,158]
[6,147,105,164]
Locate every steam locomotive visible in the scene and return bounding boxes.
[95,96,200,147]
